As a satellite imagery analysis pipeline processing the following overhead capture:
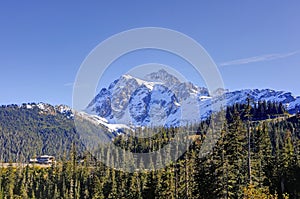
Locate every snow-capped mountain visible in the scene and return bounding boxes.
[86,69,300,127]
[21,102,74,119]
[86,71,183,126]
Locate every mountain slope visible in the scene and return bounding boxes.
[0,103,120,162]
[0,103,82,162]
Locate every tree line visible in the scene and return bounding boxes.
[0,101,299,198]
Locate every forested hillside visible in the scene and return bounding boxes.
[0,101,299,198]
[0,104,84,162]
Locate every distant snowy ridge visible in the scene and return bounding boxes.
[19,102,130,135]
[20,102,74,119]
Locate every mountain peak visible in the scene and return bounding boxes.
[121,74,134,79]
[145,68,181,87]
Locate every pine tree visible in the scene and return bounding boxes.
[128,172,142,199]
[224,108,247,198]
[92,175,105,199]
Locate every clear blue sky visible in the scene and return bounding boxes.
[0,1,299,106]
